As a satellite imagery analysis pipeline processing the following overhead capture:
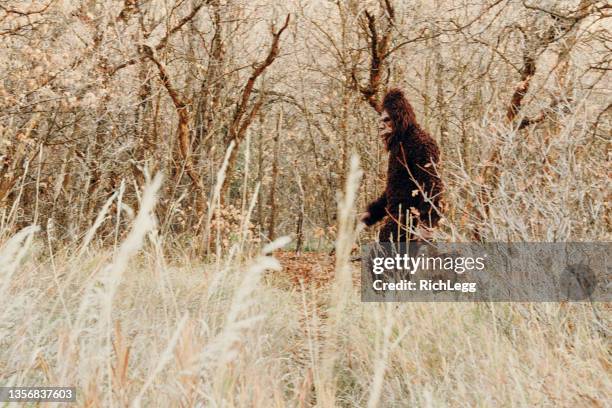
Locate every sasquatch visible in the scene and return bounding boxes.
[362,88,443,243]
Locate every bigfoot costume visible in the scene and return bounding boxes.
[362,89,443,242]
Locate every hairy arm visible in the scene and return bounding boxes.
[363,194,387,226]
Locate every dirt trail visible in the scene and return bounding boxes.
[274,250,336,288]
[274,250,363,289]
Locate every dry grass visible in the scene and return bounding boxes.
[1,166,609,408]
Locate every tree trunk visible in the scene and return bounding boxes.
[267,110,282,241]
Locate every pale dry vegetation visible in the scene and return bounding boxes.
[0,0,610,406]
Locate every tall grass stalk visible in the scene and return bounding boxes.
[203,140,235,256]
[316,154,363,407]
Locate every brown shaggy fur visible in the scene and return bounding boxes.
[363,88,443,242]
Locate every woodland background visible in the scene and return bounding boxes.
[1,0,609,249]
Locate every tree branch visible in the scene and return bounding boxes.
[109,2,206,75]
[353,4,396,112]
[228,14,291,141]
[142,45,202,193]
[505,54,536,122]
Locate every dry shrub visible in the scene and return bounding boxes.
[209,204,261,251]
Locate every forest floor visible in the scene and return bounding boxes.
[274,250,364,289]
[274,250,338,288]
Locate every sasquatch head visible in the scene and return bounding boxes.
[380,88,417,144]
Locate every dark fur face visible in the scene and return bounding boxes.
[378,110,393,138]
[381,88,417,146]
